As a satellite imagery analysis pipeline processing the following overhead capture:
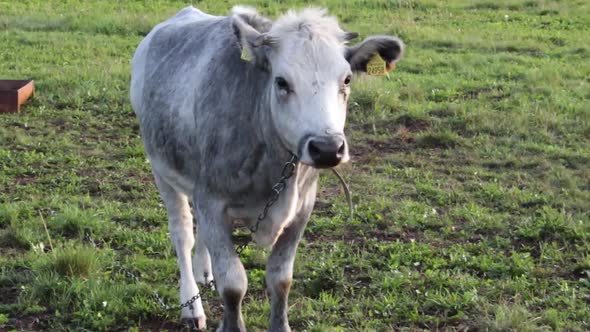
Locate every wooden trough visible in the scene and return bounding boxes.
[0,79,35,113]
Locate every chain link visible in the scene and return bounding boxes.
[156,279,217,311]
[234,234,251,255]
[154,279,216,313]
[114,266,216,312]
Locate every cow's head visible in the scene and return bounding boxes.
[233,8,403,168]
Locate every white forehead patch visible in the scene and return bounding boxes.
[266,8,350,77]
[269,8,344,43]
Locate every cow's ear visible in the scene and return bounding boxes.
[232,15,273,69]
[345,35,404,73]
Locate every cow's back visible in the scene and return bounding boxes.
[130,6,273,196]
[131,6,225,117]
[130,7,230,183]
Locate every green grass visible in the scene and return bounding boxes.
[1,0,589,331]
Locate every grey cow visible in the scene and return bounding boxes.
[130,5,403,332]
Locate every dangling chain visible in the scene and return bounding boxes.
[235,154,298,254]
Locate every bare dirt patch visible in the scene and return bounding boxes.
[13,174,37,186]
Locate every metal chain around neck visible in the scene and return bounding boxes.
[235,154,298,254]
[250,154,298,233]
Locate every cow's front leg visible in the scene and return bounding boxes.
[266,186,316,332]
[195,198,247,332]
[154,173,206,329]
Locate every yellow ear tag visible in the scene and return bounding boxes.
[241,47,251,62]
[366,53,387,76]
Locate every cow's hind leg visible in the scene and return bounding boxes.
[192,222,214,287]
[153,173,206,329]
[194,199,247,332]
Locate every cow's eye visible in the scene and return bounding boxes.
[344,75,352,86]
[275,77,290,92]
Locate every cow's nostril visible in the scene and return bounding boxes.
[308,141,322,160]
[337,142,345,156]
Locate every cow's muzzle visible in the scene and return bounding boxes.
[300,135,348,168]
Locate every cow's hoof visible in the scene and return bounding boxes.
[216,320,246,332]
[269,324,291,332]
[182,316,207,331]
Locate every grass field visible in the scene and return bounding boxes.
[1,0,589,331]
